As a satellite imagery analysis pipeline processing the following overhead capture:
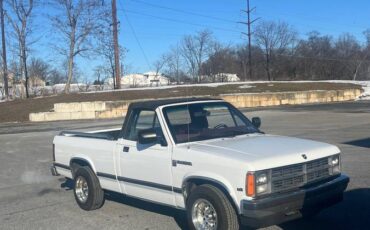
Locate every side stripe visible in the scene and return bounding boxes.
[96,172,117,180]
[97,172,182,193]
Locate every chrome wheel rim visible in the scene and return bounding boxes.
[191,199,218,230]
[75,176,89,203]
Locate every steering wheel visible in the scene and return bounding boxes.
[214,123,228,129]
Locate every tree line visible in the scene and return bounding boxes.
[157,21,370,83]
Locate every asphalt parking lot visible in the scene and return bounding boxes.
[0,101,369,230]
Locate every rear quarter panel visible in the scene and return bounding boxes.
[53,135,120,192]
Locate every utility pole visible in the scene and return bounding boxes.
[0,0,8,99]
[239,0,260,81]
[112,0,121,89]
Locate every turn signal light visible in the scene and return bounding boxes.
[246,173,255,197]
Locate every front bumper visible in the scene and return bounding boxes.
[240,174,349,228]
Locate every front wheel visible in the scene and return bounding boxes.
[186,184,239,230]
[73,166,105,211]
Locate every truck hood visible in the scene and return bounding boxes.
[189,134,340,170]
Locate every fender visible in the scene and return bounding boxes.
[181,172,240,213]
[69,154,97,173]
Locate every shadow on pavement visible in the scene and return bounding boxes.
[59,178,188,228]
[60,178,74,191]
[105,191,189,229]
[343,138,370,148]
[105,188,370,230]
[58,178,370,230]
[278,188,370,230]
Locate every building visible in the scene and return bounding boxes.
[29,76,46,88]
[143,72,170,86]
[214,73,240,82]
[108,72,170,87]
[200,73,241,83]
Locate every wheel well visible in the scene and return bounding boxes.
[70,158,93,178]
[183,178,239,213]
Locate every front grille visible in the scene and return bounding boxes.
[271,157,333,193]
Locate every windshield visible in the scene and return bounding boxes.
[162,102,259,144]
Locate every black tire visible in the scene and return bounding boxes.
[73,166,105,211]
[186,184,239,230]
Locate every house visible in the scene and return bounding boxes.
[214,73,240,82]
[121,74,148,87]
[29,76,46,88]
[143,72,170,86]
[107,72,170,87]
[200,73,241,83]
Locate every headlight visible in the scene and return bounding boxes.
[246,171,271,197]
[256,173,268,185]
[253,171,271,196]
[256,184,268,194]
[331,154,341,174]
[332,156,339,166]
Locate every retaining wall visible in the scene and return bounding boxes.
[29,89,362,122]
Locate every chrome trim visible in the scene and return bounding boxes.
[191,199,218,230]
[75,176,89,203]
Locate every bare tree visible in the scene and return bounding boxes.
[180,30,213,83]
[153,54,169,78]
[48,68,66,85]
[28,57,50,81]
[236,46,249,81]
[254,21,297,81]
[201,43,240,82]
[77,75,91,92]
[92,66,106,90]
[295,32,332,80]
[165,44,183,84]
[352,30,370,80]
[334,33,362,80]
[6,0,34,98]
[51,0,102,93]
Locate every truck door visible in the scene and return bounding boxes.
[117,109,175,206]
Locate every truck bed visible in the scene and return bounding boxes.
[59,128,121,141]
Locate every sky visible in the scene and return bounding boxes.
[29,0,370,80]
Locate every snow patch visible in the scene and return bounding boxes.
[239,84,255,89]
[357,81,370,100]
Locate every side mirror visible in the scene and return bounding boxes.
[138,128,158,145]
[251,117,261,128]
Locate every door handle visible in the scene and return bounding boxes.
[123,146,130,152]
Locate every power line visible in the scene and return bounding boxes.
[121,9,242,34]
[129,0,237,24]
[119,6,152,70]
[254,10,368,32]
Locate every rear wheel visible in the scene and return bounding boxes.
[186,184,239,230]
[73,166,105,211]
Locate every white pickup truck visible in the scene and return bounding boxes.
[51,98,349,230]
